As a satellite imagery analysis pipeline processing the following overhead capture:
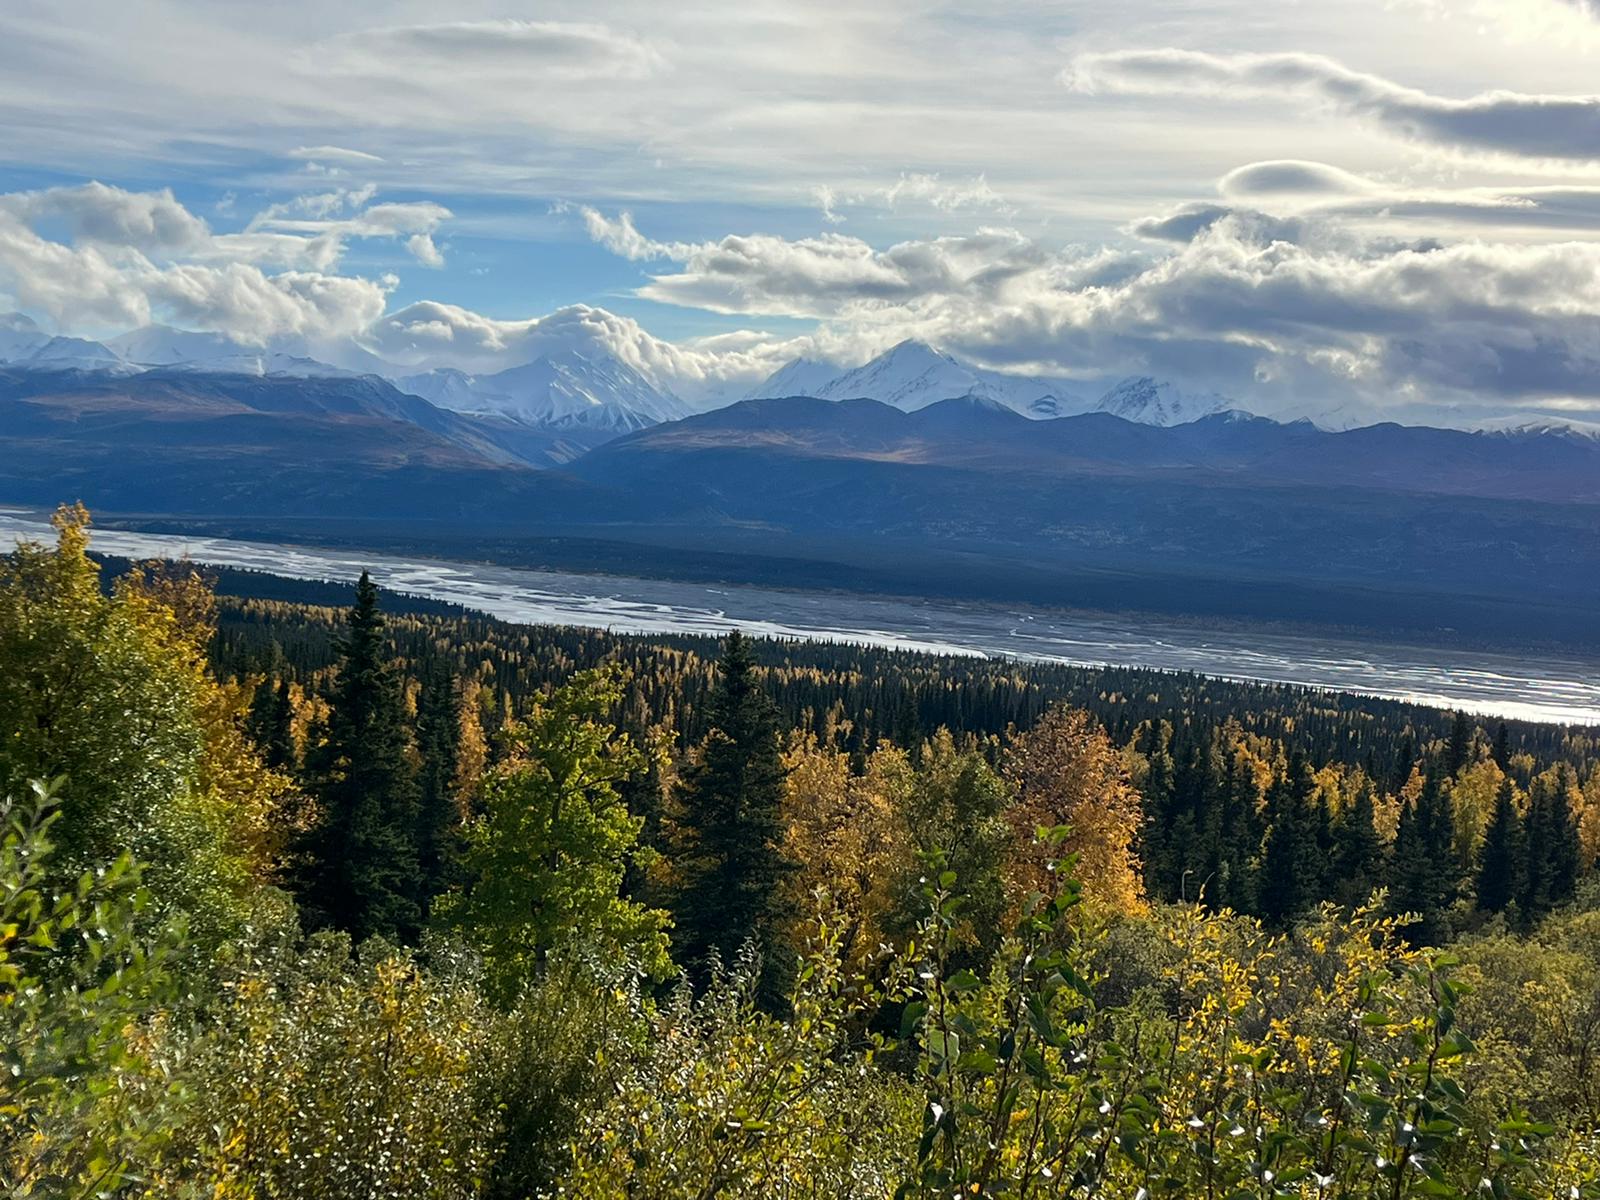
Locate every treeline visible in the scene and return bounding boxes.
[218,591,1600,940]
[4,507,1600,1198]
[207,592,1600,775]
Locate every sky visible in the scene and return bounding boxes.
[5,0,1600,422]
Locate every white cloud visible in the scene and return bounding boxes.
[809,173,1012,223]
[406,233,444,268]
[0,182,413,342]
[0,182,210,254]
[359,299,795,400]
[567,206,1600,414]
[288,144,384,164]
[574,207,1052,319]
[1064,49,1600,162]
[309,19,664,82]
[1131,159,1600,242]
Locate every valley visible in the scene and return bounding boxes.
[6,507,1596,723]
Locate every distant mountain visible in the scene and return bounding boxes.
[559,395,1600,636]
[1475,415,1600,441]
[19,336,129,373]
[0,313,48,362]
[0,364,594,518]
[5,381,1597,640]
[744,357,840,401]
[401,347,688,435]
[108,325,252,366]
[751,340,1085,418]
[1094,376,1236,426]
[578,395,1600,505]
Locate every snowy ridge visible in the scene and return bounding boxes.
[401,347,689,433]
[1093,376,1236,427]
[749,339,1085,419]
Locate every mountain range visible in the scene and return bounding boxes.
[747,339,1088,418]
[2,315,1597,643]
[0,313,1572,436]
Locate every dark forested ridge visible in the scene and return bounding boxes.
[7,510,1600,1198]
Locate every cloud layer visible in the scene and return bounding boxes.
[569,205,1600,416]
[1066,49,1600,162]
[0,182,444,342]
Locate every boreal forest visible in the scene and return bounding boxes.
[4,507,1600,1198]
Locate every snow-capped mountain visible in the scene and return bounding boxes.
[750,339,1085,419]
[1474,414,1600,441]
[743,356,841,401]
[17,336,132,373]
[1093,377,1236,427]
[401,347,689,434]
[0,313,48,362]
[108,324,252,366]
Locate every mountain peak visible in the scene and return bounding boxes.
[403,345,687,433]
[1096,376,1236,427]
[745,355,843,401]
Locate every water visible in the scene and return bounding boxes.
[4,509,1597,726]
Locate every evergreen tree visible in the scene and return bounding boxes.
[1475,777,1522,915]
[414,660,463,916]
[1520,770,1581,922]
[296,572,421,944]
[1258,757,1317,927]
[670,630,793,1003]
[1390,733,1416,793]
[1445,710,1476,777]
[1138,736,1177,899]
[1491,722,1511,772]
[1331,781,1384,909]
[1210,746,1261,914]
[1389,766,1457,944]
[247,675,296,774]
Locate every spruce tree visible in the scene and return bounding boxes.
[296,572,421,944]
[1491,722,1511,772]
[1475,777,1522,915]
[671,630,793,1003]
[1331,781,1384,909]
[414,660,462,917]
[1445,710,1476,777]
[1389,766,1457,944]
[1520,771,1581,922]
[248,675,296,774]
[1258,757,1317,927]
[1138,737,1177,899]
[1213,747,1262,914]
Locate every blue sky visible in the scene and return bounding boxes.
[5,0,1600,422]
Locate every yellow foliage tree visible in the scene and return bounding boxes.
[1005,704,1145,915]
[780,736,914,969]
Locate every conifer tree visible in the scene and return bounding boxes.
[1258,756,1317,927]
[1445,710,1476,777]
[1475,776,1522,915]
[1210,746,1261,913]
[670,630,793,1002]
[1138,735,1177,898]
[1331,780,1385,909]
[248,675,296,774]
[414,660,463,916]
[1491,722,1512,772]
[1520,770,1581,922]
[296,572,421,944]
[1389,766,1457,944]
